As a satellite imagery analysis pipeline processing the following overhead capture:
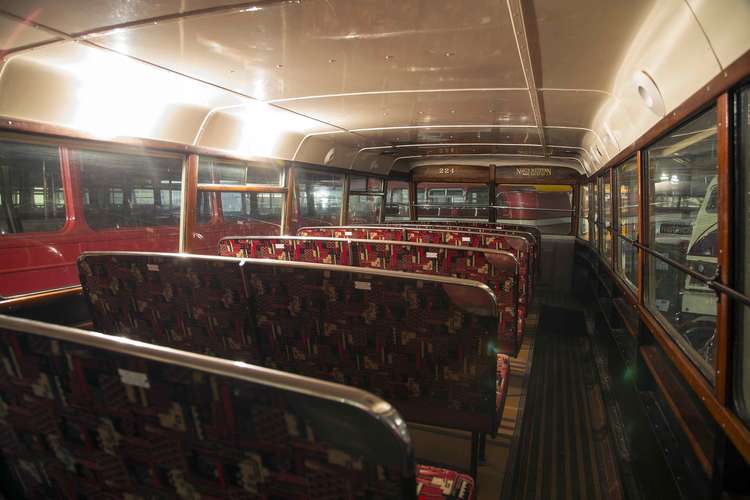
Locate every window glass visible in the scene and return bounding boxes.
[385,180,410,220]
[193,157,284,255]
[348,194,382,224]
[417,182,488,220]
[578,184,590,241]
[592,180,599,251]
[646,107,718,374]
[0,141,69,296]
[0,141,65,235]
[496,184,573,234]
[736,87,750,422]
[350,176,384,193]
[603,175,613,263]
[618,158,638,288]
[77,150,183,230]
[198,158,282,186]
[291,170,343,232]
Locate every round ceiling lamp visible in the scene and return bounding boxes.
[633,70,665,116]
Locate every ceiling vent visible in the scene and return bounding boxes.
[633,70,665,117]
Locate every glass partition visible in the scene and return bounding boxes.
[578,184,590,241]
[291,170,344,232]
[496,184,573,234]
[617,157,639,289]
[347,175,384,224]
[193,157,283,254]
[645,107,718,375]
[417,182,488,220]
[198,157,282,186]
[591,178,601,252]
[603,174,613,263]
[385,180,410,221]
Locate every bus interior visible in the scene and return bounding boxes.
[0,1,749,498]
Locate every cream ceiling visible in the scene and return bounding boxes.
[0,0,748,176]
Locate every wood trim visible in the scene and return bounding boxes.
[340,174,351,225]
[0,286,82,312]
[282,167,296,235]
[408,178,417,221]
[571,183,580,237]
[488,167,497,223]
[494,177,581,185]
[613,298,638,337]
[181,154,199,253]
[636,150,646,305]
[635,299,750,465]
[596,48,750,175]
[640,345,713,476]
[716,92,733,404]
[196,183,286,193]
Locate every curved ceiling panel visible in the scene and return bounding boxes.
[268,89,533,131]
[87,0,526,100]
[347,126,541,146]
[0,0,234,34]
[0,15,58,50]
[686,0,750,69]
[539,90,610,129]
[527,0,655,90]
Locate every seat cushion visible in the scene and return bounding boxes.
[416,464,475,499]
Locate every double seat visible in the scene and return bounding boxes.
[218,236,522,355]
[77,251,510,482]
[0,314,475,499]
[296,225,536,342]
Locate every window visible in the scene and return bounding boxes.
[77,150,183,230]
[496,184,573,234]
[417,182,489,220]
[602,174,613,264]
[348,195,382,223]
[193,157,283,254]
[291,170,343,232]
[385,180,410,220]
[617,157,638,289]
[592,180,599,251]
[578,184,590,241]
[349,176,383,193]
[736,87,750,423]
[347,175,384,224]
[198,158,282,186]
[646,107,718,374]
[0,141,65,235]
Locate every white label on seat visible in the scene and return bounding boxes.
[118,369,150,388]
[147,264,159,272]
[462,237,471,242]
[275,244,285,250]
[354,281,371,290]
[345,231,353,236]
[426,252,438,258]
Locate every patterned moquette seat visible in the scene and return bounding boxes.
[219,237,521,355]
[240,260,503,434]
[78,253,504,436]
[78,253,259,362]
[1,314,469,499]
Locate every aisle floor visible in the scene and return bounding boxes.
[502,306,623,500]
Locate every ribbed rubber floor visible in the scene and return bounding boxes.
[504,306,622,500]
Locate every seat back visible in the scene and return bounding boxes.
[220,236,522,355]
[298,226,533,316]
[78,252,503,433]
[78,253,259,362]
[0,314,415,499]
